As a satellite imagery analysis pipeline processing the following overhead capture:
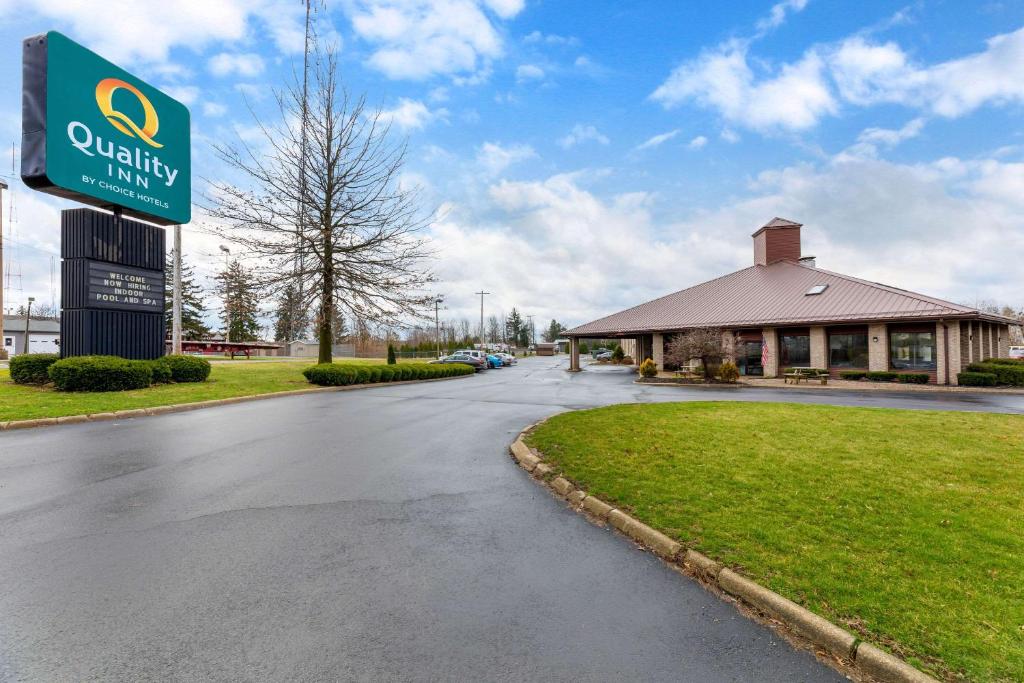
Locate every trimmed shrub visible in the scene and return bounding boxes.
[387,344,397,365]
[397,365,413,381]
[48,356,152,392]
[579,342,589,354]
[718,361,739,383]
[303,364,355,386]
[148,358,173,384]
[165,354,212,382]
[611,345,625,363]
[378,366,395,382]
[967,362,1024,386]
[9,353,59,384]
[839,370,867,380]
[984,358,1024,366]
[367,366,383,383]
[896,373,930,384]
[639,358,657,378]
[957,371,997,387]
[865,371,898,382]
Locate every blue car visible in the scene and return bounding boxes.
[486,354,503,368]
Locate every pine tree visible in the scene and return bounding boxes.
[165,253,211,340]
[273,284,308,341]
[505,308,525,348]
[543,319,564,343]
[216,260,261,342]
[387,343,397,365]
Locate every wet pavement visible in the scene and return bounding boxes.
[2,356,1019,681]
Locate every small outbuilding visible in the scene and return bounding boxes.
[3,316,60,357]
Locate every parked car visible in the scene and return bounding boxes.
[495,352,517,365]
[590,348,608,358]
[438,353,486,371]
[455,349,489,365]
[486,354,503,368]
[595,351,613,361]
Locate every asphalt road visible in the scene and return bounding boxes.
[2,358,1021,681]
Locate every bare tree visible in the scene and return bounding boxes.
[664,328,725,381]
[206,48,434,363]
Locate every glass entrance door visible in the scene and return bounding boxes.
[737,340,764,376]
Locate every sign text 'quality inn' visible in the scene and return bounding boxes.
[21,31,190,225]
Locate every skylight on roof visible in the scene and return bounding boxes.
[805,284,828,296]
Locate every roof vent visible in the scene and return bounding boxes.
[805,284,828,296]
[799,256,816,268]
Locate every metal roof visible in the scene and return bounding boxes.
[3,316,61,334]
[566,260,1017,337]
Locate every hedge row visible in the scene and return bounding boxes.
[966,361,1024,386]
[838,370,930,383]
[8,353,211,391]
[303,362,473,386]
[957,371,997,387]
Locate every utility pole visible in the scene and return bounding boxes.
[526,314,536,347]
[0,180,7,329]
[172,225,182,354]
[219,245,231,344]
[434,294,444,359]
[22,296,34,355]
[475,290,490,348]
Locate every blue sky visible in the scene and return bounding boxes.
[1,0,1023,332]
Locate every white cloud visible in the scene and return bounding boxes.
[475,141,537,176]
[688,135,708,149]
[558,124,610,149]
[836,117,925,160]
[653,25,1024,133]
[161,85,200,105]
[0,0,306,65]
[720,128,740,143]
[829,28,1024,118]
[208,52,265,77]
[346,0,524,81]
[523,31,579,46]
[635,129,680,151]
[202,102,229,117]
[755,0,809,34]
[651,39,836,131]
[379,98,449,131]
[515,64,545,82]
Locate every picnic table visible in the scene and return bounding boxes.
[784,367,829,385]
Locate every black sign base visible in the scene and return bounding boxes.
[61,208,165,359]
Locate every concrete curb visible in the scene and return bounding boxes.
[0,373,472,433]
[509,425,939,683]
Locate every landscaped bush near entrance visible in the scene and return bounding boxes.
[48,356,153,392]
[303,361,472,387]
[865,371,898,382]
[639,358,658,378]
[9,353,59,385]
[147,357,174,384]
[896,373,930,384]
[967,361,1024,386]
[839,370,867,380]
[718,360,739,383]
[164,354,212,383]
[957,371,997,387]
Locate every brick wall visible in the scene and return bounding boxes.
[762,327,779,377]
[810,326,826,369]
[868,324,887,371]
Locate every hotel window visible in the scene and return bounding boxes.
[890,330,936,370]
[779,330,810,367]
[829,331,868,368]
[3,337,11,346]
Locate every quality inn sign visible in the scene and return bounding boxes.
[22,31,190,225]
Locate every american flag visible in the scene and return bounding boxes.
[761,334,770,372]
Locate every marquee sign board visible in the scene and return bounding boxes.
[85,261,164,313]
[21,31,191,225]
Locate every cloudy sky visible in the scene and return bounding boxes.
[1,0,1023,332]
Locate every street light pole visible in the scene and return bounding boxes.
[22,296,34,355]
[172,225,182,355]
[526,314,536,348]
[219,245,231,344]
[475,290,490,348]
[434,295,444,359]
[0,180,7,327]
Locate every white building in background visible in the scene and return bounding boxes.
[2,316,60,357]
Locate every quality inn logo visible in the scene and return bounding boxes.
[95,78,162,148]
[65,76,180,190]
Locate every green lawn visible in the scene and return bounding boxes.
[526,402,1024,682]
[0,358,398,421]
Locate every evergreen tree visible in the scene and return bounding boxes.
[543,319,564,343]
[272,283,308,341]
[387,343,397,365]
[216,260,261,342]
[505,308,525,347]
[165,253,211,339]
[332,305,350,344]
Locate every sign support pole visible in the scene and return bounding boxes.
[172,224,182,355]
